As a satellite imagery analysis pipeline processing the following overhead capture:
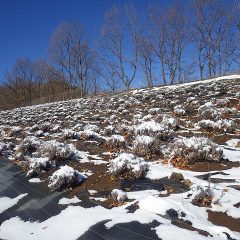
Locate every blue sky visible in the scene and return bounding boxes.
[0,0,170,83]
[2,0,235,86]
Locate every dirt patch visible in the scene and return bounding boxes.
[190,161,240,172]
[172,219,210,237]
[228,185,240,191]
[213,134,240,145]
[68,162,120,195]
[208,210,240,232]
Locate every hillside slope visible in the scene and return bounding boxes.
[0,75,240,239]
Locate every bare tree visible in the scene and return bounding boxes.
[49,22,94,97]
[101,3,139,90]
[4,58,69,108]
[49,22,75,88]
[165,3,188,84]
[233,0,240,66]
[192,0,236,79]
[138,34,155,88]
[148,5,167,85]
[148,2,188,85]
[4,59,35,106]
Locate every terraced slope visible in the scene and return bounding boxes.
[0,75,240,240]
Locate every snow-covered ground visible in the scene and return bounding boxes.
[0,75,240,239]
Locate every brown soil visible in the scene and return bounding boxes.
[172,219,210,237]
[228,185,240,191]
[208,210,240,232]
[68,162,120,195]
[101,198,127,208]
[190,161,240,172]
[209,178,236,183]
[213,134,240,145]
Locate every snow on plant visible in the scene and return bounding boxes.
[29,124,39,132]
[38,140,75,161]
[106,134,126,150]
[134,120,174,141]
[15,136,41,159]
[39,122,52,132]
[36,130,44,137]
[109,153,149,179]
[26,157,53,177]
[149,108,160,115]
[170,137,223,165]
[236,92,240,99]
[198,102,218,119]
[198,102,236,119]
[215,98,230,107]
[197,119,236,133]
[83,124,100,133]
[173,105,186,116]
[11,126,23,136]
[48,165,87,190]
[111,189,128,203]
[132,135,158,157]
[52,124,61,133]
[104,125,117,136]
[192,185,214,207]
[170,100,180,107]
[63,129,80,140]
[186,96,196,103]
[142,114,153,121]
[3,126,23,137]
[117,124,134,136]
[80,129,101,140]
[158,115,178,130]
[0,143,6,155]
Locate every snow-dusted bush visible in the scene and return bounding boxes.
[109,153,149,179]
[38,141,75,161]
[29,124,39,132]
[170,137,223,165]
[15,136,40,159]
[1,126,23,138]
[36,130,44,137]
[106,134,126,150]
[83,124,100,133]
[63,129,80,140]
[149,108,160,115]
[27,157,53,177]
[170,100,179,107]
[80,129,101,140]
[215,98,230,107]
[117,124,134,136]
[39,122,52,132]
[198,102,218,119]
[104,125,117,136]
[48,165,87,190]
[111,189,127,202]
[198,102,236,119]
[158,115,179,130]
[0,143,6,155]
[173,105,186,116]
[52,124,61,133]
[132,135,159,157]
[192,185,213,207]
[135,120,174,141]
[197,119,236,133]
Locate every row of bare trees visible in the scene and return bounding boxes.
[1,0,240,110]
[100,0,240,89]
